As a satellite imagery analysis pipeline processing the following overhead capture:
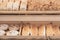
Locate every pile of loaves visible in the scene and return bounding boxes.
[0,0,27,11]
[0,23,60,36]
[0,0,60,11]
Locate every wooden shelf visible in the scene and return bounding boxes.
[0,15,60,21]
[0,36,46,39]
[0,11,60,15]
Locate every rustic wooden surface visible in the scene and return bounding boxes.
[0,11,60,15]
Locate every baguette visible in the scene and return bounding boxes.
[39,25,46,36]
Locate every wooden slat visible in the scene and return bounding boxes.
[0,11,60,14]
[0,15,60,21]
[0,36,46,39]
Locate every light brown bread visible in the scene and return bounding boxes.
[46,24,54,36]
[39,25,46,36]
[9,24,19,31]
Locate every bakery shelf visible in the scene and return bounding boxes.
[0,11,60,15]
[0,36,46,39]
[0,15,60,21]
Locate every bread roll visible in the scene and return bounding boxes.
[6,30,18,36]
[0,30,5,36]
[9,24,19,31]
[39,25,46,36]
[0,24,9,30]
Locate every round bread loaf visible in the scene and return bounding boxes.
[0,30,5,36]
[9,24,19,31]
[0,24,9,30]
[6,30,18,36]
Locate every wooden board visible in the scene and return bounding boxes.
[0,11,60,15]
[0,15,60,21]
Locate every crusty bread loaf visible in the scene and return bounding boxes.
[9,24,19,31]
[0,30,5,36]
[52,25,60,36]
[30,25,38,36]
[0,24,9,30]
[46,24,54,36]
[6,30,18,36]
[22,24,38,36]
[39,25,46,36]
[22,24,30,36]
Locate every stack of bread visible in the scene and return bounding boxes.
[6,24,19,36]
[0,24,9,36]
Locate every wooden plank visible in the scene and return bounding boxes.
[0,36,46,39]
[0,11,60,14]
[0,15,60,21]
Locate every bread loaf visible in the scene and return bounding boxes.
[52,25,60,36]
[0,24,9,30]
[39,25,46,36]
[6,30,18,36]
[22,24,38,36]
[22,24,30,36]
[0,30,5,36]
[30,25,38,36]
[9,24,19,31]
[46,24,54,36]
